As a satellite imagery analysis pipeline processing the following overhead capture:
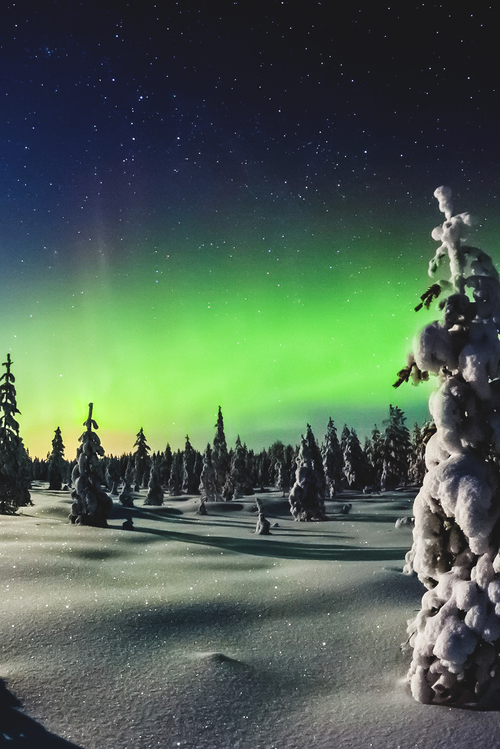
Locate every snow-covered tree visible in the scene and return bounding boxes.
[340,424,350,457]
[133,427,151,489]
[322,417,343,498]
[168,449,183,496]
[0,354,31,513]
[48,426,66,491]
[182,435,199,494]
[403,187,500,706]
[274,457,289,496]
[364,424,384,490]
[255,448,271,490]
[227,435,253,499]
[119,458,135,507]
[342,428,367,489]
[381,405,411,490]
[70,403,112,526]
[104,456,120,496]
[288,424,326,521]
[159,443,173,486]
[408,422,429,486]
[212,406,230,499]
[199,443,217,502]
[145,458,164,506]
[267,441,284,485]
[246,448,257,489]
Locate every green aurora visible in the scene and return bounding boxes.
[2,218,440,458]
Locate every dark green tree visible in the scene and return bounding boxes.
[48,426,66,490]
[0,354,31,513]
[70,403,112,526]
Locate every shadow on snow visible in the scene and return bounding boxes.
[0,679,84,749]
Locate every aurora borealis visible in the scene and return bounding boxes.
[1,2,500,457]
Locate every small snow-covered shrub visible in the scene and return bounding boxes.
[395,516,414,529]
[403,188,500,707]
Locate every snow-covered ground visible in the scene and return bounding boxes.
[1,485,499,749]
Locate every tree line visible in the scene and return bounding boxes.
[0,354,428,521]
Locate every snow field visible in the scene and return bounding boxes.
[2,487,500,748]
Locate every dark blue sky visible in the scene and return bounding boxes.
[2,2,500,456]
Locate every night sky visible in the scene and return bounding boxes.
[1,1,499,458]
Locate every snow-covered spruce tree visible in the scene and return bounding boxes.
[408,422,429,487]
[340,424,350,456]
[145,458,164,506]
[70,403,112,526]
[288,424,326,521]
[256,448,271,490]
[199,443,217,503]
[267,441,283,488]
[119,458,135,507]
[193,450,203,491]
[48,426,66,491]
[364,424,384,490]
[402,186,500,707]
[274,457,289,497]
[0,354,31,512]
[133,427,151,489]
[168,449,183,496]
[159,443,173,486]
[105,456,121,496]
[227,435,254,499]
[380,404,411,490]
[246,447,257,489]
[342,428,367,490]
[322,417,343,498]
[212,406,230,499]
[182,435,199,494]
